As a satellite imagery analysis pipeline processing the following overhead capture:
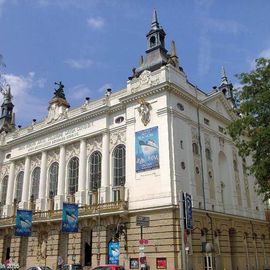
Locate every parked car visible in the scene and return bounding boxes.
[27,267,53,270]
[92,265,125,270]
[61,264,83,270]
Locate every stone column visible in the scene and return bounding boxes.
[19,156,30,209]
[75,139,86,205]
[54,145,66,210]
[36,151,47,211]
[3,161,15,216]
[101,131,110,202]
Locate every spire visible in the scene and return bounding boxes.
[151,9,159,30]
[171,40,177,56]
[169,40,179,67]
[0,84,16,133]
[220,66,229,85]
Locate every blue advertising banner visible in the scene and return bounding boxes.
[135,126,159,172]
[108,241,120,265]
[62,203,78,233]
[185,193,193,230]
[15,210,32,237]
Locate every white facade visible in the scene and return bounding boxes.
[0,63,264,220]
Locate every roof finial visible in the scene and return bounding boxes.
[221,66,229,85]
[151,9,159,30]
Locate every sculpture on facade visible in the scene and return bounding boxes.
[138,98,151,126]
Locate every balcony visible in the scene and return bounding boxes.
[0,200,128,227]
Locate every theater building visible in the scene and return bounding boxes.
[0,10,270,270]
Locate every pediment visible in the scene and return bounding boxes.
[202,92,236,121]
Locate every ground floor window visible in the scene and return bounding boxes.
[204,255,213,270]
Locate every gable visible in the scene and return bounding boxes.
[202,92,236,121]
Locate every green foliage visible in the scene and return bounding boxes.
[228,58,270,201]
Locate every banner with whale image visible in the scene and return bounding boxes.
[108,241,120,265]
[135,126,159,172]
[62,203,78,233]
[15,210,32,236]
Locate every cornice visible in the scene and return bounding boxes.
[4,102,126,148]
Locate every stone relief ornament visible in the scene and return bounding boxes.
[204,134,211,149]
[0,165,9,178]
[86,136,102,155]
[47,149,60,165]
[66,142,80,160]
[14,160,25,175]
[30,155,41,169]
[130,70,160,92]
[110,131,126,150]
[137,98,151,126]
[191,127,199,142]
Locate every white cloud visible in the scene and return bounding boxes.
[198,29,211,77]
[87,17,105,30]
[1,72,47,125]
[69,84,91,100]
[65,59,93,69]
[204,17,244,35]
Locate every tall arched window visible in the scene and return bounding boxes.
[49,162,59,197]
[16,171,24,203]
[89,151,102,191]
[113,144,126,186]
[31,167,40,201]
[192,143,199,155]
[1,175,8,205]
[68,157,79,195]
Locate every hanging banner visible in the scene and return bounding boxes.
[185,193,193,230]
[15,210,32,237]
[135,126,159,172]
[62,203,78,233]
[108,241,120,265]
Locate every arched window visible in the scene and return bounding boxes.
[150,36,156,48]
[205,148,211,160]
[192,142,199,155]
[49,162,59,197]
[1,175,8,205]
[113,145,126,186]
[16,171,24,203]
[68,157,79,195]
[31,167,40,201]
[89,151,102,191]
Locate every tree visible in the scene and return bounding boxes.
[228,57,270,201]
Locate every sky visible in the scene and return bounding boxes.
[0,0,270,127]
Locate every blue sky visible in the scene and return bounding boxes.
[0,0,270,127]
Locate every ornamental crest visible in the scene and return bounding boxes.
[138,98,151,126]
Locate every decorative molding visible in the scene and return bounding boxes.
[130,70,160,93]
[0,165,9,179]
[137,98,151,126]
[110,130,126,151]
[86,136,102,156]
[47,149,60,166]
[66,142,80,161]
[14,159,25,175]
[30,155,41,170]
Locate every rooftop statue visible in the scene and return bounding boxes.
[54,81,66,99]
